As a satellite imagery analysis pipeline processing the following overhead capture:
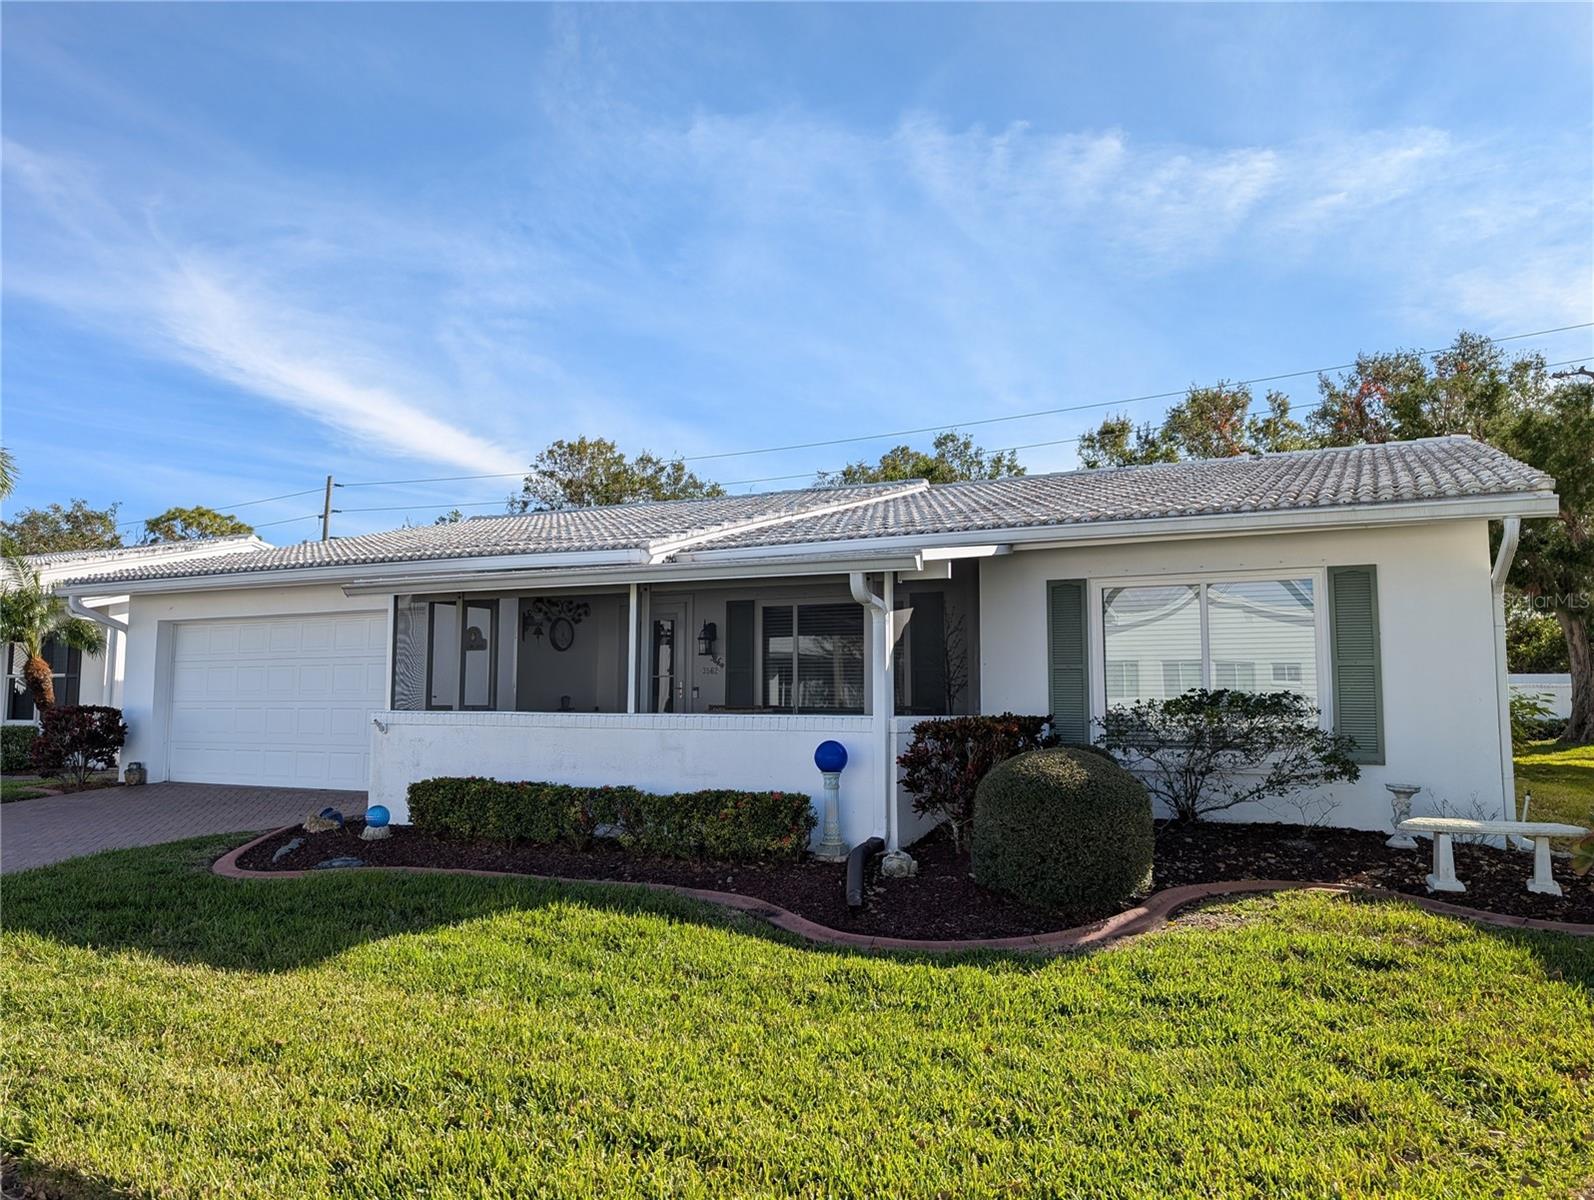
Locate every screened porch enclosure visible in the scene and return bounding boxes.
[388,566,979,718]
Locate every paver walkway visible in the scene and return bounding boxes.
[1,783,366,873]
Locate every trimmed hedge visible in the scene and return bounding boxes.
[971,747,1153,911]
[2,725,37,774]
[407,777,816,863]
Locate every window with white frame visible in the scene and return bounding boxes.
[1102,577,1319,708]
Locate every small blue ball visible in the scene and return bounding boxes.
[365,805,391,829]
[814,740,848,773]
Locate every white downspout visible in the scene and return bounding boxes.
[850,570,912,872]
[66,595,129,635]
[1491,517,1521,826]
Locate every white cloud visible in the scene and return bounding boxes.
[4,93,1589,496]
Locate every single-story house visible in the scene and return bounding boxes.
[5,537,267,724]
[58,437,1557,853]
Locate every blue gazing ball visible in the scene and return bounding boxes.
[365,805,391,829]
[813,740,848,773]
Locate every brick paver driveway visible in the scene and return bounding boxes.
[1,783,366,873]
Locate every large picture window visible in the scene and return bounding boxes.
[1102,577,1318,708]
[761,602,865,714]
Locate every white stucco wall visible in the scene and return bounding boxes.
[368,709,925,849]
[121,583,387,782]
[979,519,1506,831]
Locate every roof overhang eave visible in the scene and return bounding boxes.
[339,551,927,596]
[57,547,652,597]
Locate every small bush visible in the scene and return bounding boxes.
[29,705,128,790]
[1511,688,1562,745]
[1096,689,1359,822]
[2,724,37,774]
[407,777,815,863]
[898,714,1058,848]
[972,747,1153,912]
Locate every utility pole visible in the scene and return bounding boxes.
[320,475,335,541]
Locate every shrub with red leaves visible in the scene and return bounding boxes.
[29,705,129,790]
[898,714,1057,848]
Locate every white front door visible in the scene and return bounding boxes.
[165,613,386,788]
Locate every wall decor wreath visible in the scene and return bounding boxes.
[522,598,592,653]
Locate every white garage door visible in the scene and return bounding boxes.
[167,613,387,788]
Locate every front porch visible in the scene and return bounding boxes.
[370,565,981,850]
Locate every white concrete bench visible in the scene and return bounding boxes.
[1397,817,1589,898]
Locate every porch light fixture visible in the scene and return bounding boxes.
[696,621,717,657]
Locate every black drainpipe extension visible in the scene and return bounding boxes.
[845,837,885,908]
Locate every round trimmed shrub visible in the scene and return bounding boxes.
[971,747,1153,911]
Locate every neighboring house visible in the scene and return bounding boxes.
[58,438,1557,851]
[5,538,268,724]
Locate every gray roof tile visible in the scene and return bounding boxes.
[64,481,923,585]
[688,436,1554,550]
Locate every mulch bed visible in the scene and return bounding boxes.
[236,819,1594,939]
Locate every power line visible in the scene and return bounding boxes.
[679,323,1594,464]
[98,324,1594,527]
[298,351,1593,519]
[329,320,1593,491]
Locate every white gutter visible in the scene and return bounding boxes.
[849,570,900,856]
[58,547,653,597]
[674,491,1562,564]
[1491,517,1522,825]
[341,552,925,597]
[66,594,128,635]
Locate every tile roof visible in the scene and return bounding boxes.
[62,482,924,584]
[4,536,267,586]
[59,438,1553,588]
[688,436,1555,551]
[18,536,261,568]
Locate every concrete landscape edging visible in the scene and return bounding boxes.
[211,827,1594,952]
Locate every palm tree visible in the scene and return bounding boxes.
[0,445,15,500]
[1,552,105,712]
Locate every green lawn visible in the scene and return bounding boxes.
[1516,739,1594,827]
[4,839,1593,1199]
[0,778,47,803]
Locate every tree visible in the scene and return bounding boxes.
[507,438,725,512]
[0,499,121,555]
[1309,331,1548,447]
[434,510,465,525]
[817,432,1025,486]
[1078,384,1309,468]
[1,553,106,711]
[0,447,15,501]
[1096,689,1360,822]
[1502,379,1594,743]
[141,505,253,543]
[1506,594,1574,673]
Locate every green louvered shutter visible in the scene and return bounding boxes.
[1047,580,1090,744]
[1328,566,1384,765]
[724,600,755,709]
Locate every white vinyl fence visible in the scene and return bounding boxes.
[1509,674,1573,720]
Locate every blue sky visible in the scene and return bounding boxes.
[3,2,1591,541]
